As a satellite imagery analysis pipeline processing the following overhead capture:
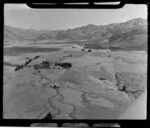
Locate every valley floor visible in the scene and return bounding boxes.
[3,43,147,119]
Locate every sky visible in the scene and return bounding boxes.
[4,4,147,30]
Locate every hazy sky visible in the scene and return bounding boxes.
[4,4,147,30]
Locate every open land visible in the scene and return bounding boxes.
[3,40,147,119]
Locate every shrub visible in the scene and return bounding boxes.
[15,65,24,71]
[55,62,72,69]
[87,49,92,52]
[42,112,52,120]
[33,56,40,60]
[24,59,32,66]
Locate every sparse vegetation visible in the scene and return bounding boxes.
[24,59,32,66]
[55,62,72,69]
[42,112,52,120]
[4,18,147,119]
[15,65,24,71]
[33,55,40,60]
[87,49,92,52]
[50,83,60,89]
[99,77,106,80]
[115,72,146,99]
[81,48,85,51]
[34,61,50,69]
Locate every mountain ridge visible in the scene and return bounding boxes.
[4,17,147,51]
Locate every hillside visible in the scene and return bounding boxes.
[4,18,147,50]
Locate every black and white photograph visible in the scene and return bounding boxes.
[3,3,147,120]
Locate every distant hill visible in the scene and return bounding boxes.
[4,17,147,51]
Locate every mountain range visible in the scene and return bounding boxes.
[4,17,147,50]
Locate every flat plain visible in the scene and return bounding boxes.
[3,41,147,119]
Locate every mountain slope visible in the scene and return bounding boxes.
[4,18,147,50]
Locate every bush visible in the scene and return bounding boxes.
[34,61,50,69]
[42,112,52,120]
[24,59,32,66]
[42,61,50,67]
[87,49,92,52]
[55,62,72,69]
[15,65,24,71]
[33,56,40,60]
